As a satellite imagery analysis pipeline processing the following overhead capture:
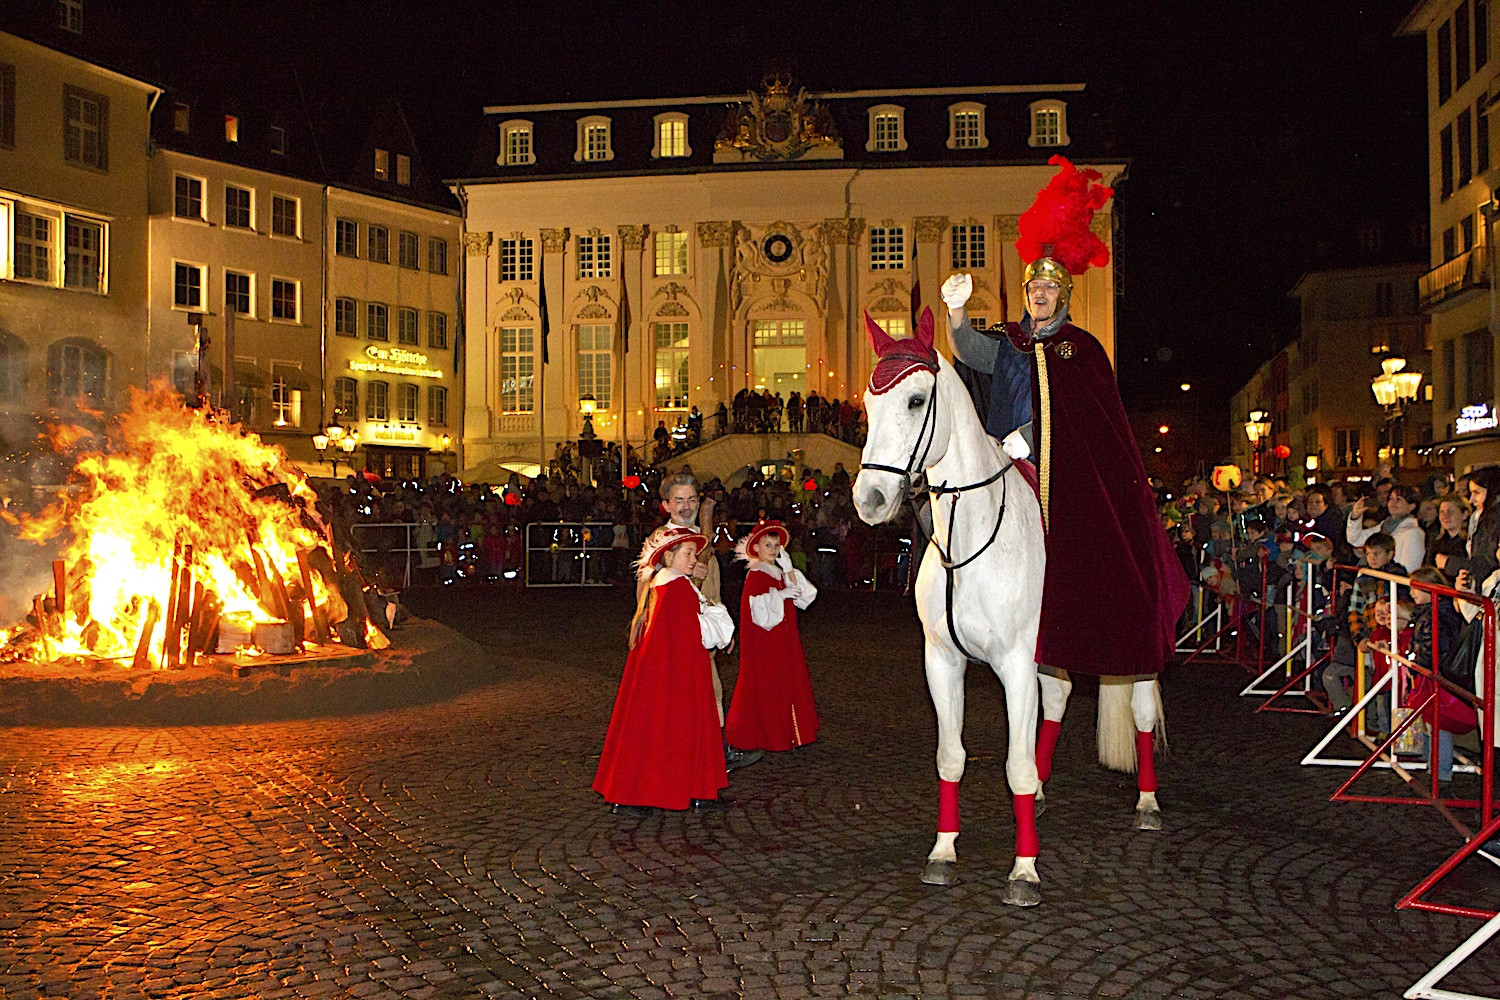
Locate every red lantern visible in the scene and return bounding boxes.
[1273,444,1291,460]
[504,493,520,506]
[803,478,818,491]
[623,474,641,489]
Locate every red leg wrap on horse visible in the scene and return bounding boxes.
[1036,719,1062,783]
[1013,793,1039,857]
[937,779,960,833]
[1136,730,1157,793]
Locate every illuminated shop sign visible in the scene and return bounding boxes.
[349,345,443,379]
[1456,403,1498,435]
[371,426,419,443]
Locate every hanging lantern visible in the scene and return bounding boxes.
[1211,464,1242,493]
[1273,444,1291,460]
[622,474,642,489]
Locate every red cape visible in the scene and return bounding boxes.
[594,575,728,808]
[1005,322,1190,676]
[725,566,819,751]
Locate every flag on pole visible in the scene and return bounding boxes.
[909,237,921,330]
[617,272,631,354]
[538,256,551,365]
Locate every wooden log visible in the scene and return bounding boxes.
[263,559,293,624]
[163,543,183,668]
[297,550,330,643]
[68,557,92,625]
[247,544,288,619]
[186,591,221,664]
[52,560,66,617]
[132,599,160,670]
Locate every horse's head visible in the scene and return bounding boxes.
[854,307,950,525]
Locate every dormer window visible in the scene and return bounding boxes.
[374,148,390,180]
[396,153,411,185]
[269,125,285,154]
[224,115,239,143]
[866,104,907,152]
[653,112,691,158]
[172,102,189,134]
[575,115,614,162]
[1028,99,1070,147]
[499,119,534,166]
[947,102,988,150]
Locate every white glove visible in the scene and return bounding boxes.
[940,273,973,311]
[1001,429,1030,461]
[775,548,794,573]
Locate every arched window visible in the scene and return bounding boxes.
[653,112,691,158]
[498,119,534,166]
[866,104,907,152]
[1028,99,1070,147]
[947,102,988,150]
[575,115,614,162]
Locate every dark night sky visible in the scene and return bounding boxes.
[140,1,1429,431]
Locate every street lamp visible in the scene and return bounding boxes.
[1371,356,1423,467]
[579,393,597,440]
[1244,408,1272,473]
[312,415,358,476]
[577,393,601,485]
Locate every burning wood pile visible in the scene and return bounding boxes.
[1,386,386,670]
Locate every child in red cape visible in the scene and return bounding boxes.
[725,520,820,751]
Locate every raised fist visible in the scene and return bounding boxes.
[940,273,973,311]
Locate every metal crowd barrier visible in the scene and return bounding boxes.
[348,521,423,587]
[525,522,614,588]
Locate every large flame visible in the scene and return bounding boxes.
[6,384,344,667]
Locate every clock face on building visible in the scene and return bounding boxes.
[763,233,794,264]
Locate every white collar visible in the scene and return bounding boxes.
[652,567,686,587]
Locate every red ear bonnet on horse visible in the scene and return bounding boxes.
[867,307,939,395]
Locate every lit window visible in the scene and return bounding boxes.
[654,322,690,408]
[654,231,688,276]
[366,302,389,341]
[427,311,448,349]
[224,270,253,316]
[271,366,302,428]
[270,278,298,321]
[173,261,204,308]
[398,231,419,269]
[396,153,411,186]
[947,102,987,150]
[48,341,107,404]
[224,185,252,229]
[374,148,390,180]
[335,297,357,336]
[653,113,691,158]
[172,102,189,134]
[271,195,298,238]
[578,324,612,409]
[333,377,358,416]
[869,226,905,270]
[174,175,203,220]
[866,104,906,153]
[428,385,448,426]
[575,116,614,162]
[499,237,534,281]
[57,0,83,34]
[367,224,389,263]
[224,115,239,143]
[397,307,419,345]
[950,224,986,269]
[63,85,108,169]
[269,125,285,154]
[396,383,419,422]
[499,120,534,166]
[1029,100,1070,147]
[577,233,612,278]
[427,238,448,274]
[366,380,389,420]
[14,212,53,282]
[335,218,358,257]
[500,326,535,413]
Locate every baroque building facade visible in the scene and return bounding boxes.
[453,81,1123,474]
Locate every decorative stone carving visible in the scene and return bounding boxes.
[655,302,689,317]
[714,77,842,162]
[803,225,828,304]
[618,224,648,249]
[914,216,949,243]
[994,215,1021,240]
[577,303,610,319]
[540,227,569,253]
[698,221,734,248]
[579,284,605,302]
[870,296,906,314]
[870,277,902,297]
[659,282,689,300]
[463,231,492,256]
[499,305,534,321]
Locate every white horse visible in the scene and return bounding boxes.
[853,309,1161,908]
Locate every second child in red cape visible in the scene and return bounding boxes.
[725,521,820,751]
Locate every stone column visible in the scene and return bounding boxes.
[618,224,649,449]
[994,214,1020,324]
[461,230,493,450]
[914,215,948,329]
[821,217,864,399]
[697,220,734,407]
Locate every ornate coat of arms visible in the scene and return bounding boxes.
[714,79,842,163]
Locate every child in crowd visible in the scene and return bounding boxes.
[1323,532,1406,719]
[726,520,820,752]
[1405,566,1466,780]
[594,526,734,813]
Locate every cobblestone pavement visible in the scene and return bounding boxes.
[2,586,1498,999]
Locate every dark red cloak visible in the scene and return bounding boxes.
[725,566,820,751]
[1004,322,1190,676]
[593,575,728,808]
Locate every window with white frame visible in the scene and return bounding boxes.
[270,365,302,427]
[367,224,389,263]
[174,175,203,219]
[575,116,614,162]
[366,302,389,341]
[950,224,986,269]
[398,230,419,269]
[499,237,534,281]
[224,270,253,316]
[269,125,285,154]
[366,379,389,420]
[654,231,688,276]
[396,382,419,423]
[270,195,298,237]
[396,154,411,186]
[499,119,534,166]
[427,311,448,349]
[653,322,689,408]
[333,377,358,418]
[14,212,53,282]
[752,320,806,346]
[947,102,988,149]
[63,85,107,170]
[866,104,907,152]
[500,326,535,413]
[1028,99,1070,147]
[374,148,390,181]
[869,226,905,270]
[224,184,252,229]
[57,0,83,33]
[48,340,107,403]
[270,277,298,321]
[335,218,358,257]
[653,112,690,158]
[428,385,448,426]
[63,216,103,292]
[173,261,204,308]
[427,237,448,274]
[577,233,612,277]
[577,324,613,409]
[335,296,357,336]
[397,307,419,345]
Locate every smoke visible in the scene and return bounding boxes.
[0,526,63,627]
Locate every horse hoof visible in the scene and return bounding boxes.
[1034,791,1047,819]
[920,860,958,886]
[1003,877,1041,907]
[1134,807,1163,832]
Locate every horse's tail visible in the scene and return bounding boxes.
[1096,677,1166,773]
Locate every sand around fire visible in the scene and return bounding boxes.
[0,616,496,725]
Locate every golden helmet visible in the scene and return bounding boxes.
[1022,255,1073,309]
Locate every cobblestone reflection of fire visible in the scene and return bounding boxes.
[1,385,385,669]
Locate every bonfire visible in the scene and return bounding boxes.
[1,385,385,670]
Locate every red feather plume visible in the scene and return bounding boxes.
[1015,155,1114,276]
